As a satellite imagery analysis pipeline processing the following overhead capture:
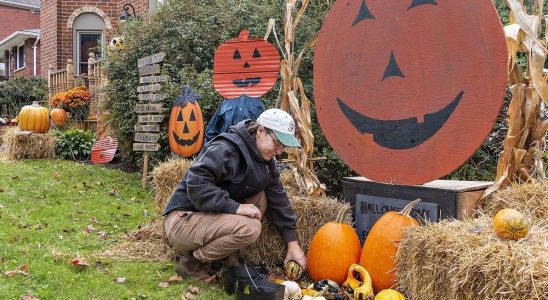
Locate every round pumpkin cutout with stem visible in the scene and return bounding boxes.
[493,208,529,241]
[307,207,361,285]
[18,101,50,133]
[359,199,421,293]
[168,85,204,157]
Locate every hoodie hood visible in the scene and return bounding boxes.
[229,120,267,163]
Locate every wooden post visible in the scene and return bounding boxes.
[67,59,74,90]
[48,65,53,104]
[141,151,149,188]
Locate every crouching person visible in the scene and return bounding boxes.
[163,109,307,282]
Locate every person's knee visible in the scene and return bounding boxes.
[235,218,262,245]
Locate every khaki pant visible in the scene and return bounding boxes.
[164,191,267,263]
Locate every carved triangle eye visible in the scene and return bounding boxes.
[352,0,375,27]
[253,48,261,58]
[233,49,241,60]
[408,0,437,10]
[177,110,184,121]
[189,110,196,121]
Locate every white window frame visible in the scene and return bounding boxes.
[76,30,103,75]
[0,62,5,76]
[15,44,25,71]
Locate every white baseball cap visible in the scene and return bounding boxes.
[256,109,301,148]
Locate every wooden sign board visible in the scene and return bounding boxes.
[134,133,160,143]
[138,64,161,76]
[133,143,161,152]
[355,195,438,244]
[134,103,163,113]
[140,75,167,84]
[138,52,166,68]
[137,115,165,123]
[138,93,165,101]
[137,84,162,94]
[135,124,160,132]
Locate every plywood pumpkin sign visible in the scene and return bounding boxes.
[314,0,508,184]
[168,85,204,157]
[214,29,280,99]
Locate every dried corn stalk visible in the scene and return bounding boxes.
[484,0,548,197]
[278,0,325,196]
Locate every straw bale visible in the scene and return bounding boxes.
[480,180,548,223]
[242,195,351,268]
[396,216,548,300]
[2,127,56,160]
[151,157,193,214]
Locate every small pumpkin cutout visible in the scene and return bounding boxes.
[50,108,66,125]
[307,207,361,284]
[360,199,420,293]
[18,101,50,133]
[214,29,280,98]
[493,208,529,240]
[168,85,204,157]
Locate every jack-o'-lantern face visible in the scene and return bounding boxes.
[214,30,280,98]
[168,85,204,157]
[314,0,508,184]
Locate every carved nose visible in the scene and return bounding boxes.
[381,50,405,81]
[243,61,250,68]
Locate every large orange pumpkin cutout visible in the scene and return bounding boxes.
[214,29,280,99]
[168,85,204,157]
[314,0,508,184]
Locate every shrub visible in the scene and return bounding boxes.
[0,76,48,118]
[54,129,96,160]
[51,87,91,120]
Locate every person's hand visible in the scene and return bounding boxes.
[284,241,306,270]
[235,204,262,220]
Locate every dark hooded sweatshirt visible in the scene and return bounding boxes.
[163,120,298,243]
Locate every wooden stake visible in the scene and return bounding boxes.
[141,151,149,188]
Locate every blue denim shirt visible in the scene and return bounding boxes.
[204,95,265,144]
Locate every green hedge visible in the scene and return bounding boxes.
[0,76,48,118]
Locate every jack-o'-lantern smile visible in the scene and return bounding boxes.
[233,77,261,88]
[338,91,463,150]
[172,130,201,147]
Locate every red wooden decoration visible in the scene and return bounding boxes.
[214,29,280,99]
[314,0,507,185]
[91,137,118,164]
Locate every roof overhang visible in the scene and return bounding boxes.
[0,29,39,55]
[0,0,39,10]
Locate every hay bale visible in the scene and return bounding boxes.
[396,216,548,300]
[480,180,548,223]
[151,157,193,213]
[2,127,56,160]
[242,195,352,268]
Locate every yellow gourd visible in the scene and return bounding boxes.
[343,264,368,292]
[348,264,374,300]
[493,208,529,240]
[375,289,406,300]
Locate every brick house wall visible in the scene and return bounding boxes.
[11,38,40,77]
[40,0,149,76]
[0,4,40,41]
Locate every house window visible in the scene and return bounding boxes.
[77,31,102,75]
[16,45,25,70]
[0,63,5,76]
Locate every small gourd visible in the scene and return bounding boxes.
[375,289,406,300]
[493,208,529,240]
[343,264,370,293]
[282,281,301,300]
[285,260,304,281]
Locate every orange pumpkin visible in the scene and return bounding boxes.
[18,101,50,133]
[50,108,66,125]
[359,199,420,293]
[168,85,204,157]
[307,207,362,284]
[213,29,280,98]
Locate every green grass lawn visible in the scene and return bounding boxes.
[0,160,230,300]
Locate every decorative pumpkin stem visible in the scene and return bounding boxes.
[335,206,348,223]
[399,199,421,217]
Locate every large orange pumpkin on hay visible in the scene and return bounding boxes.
[168,85,204,157]
[18,101,50,133]
[307,208,362,285]
[50,108,66,125]
[213,29,280,99]
[359,199,420,293]
[314,0,507,184]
